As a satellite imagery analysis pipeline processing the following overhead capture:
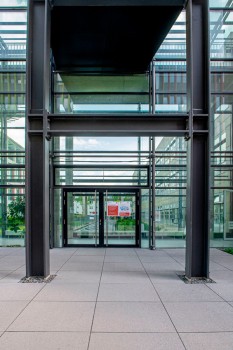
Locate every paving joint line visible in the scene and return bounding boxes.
[205,282,233,309]
[135,248,188,350]
[53,247,79,273]
[0,248,80,337]
[87,248,106,350]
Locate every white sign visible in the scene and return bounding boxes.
[107,201,132,217]
[118,202,131,217]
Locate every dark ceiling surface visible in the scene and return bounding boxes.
[53,0,185,6]
[51,4,184,73]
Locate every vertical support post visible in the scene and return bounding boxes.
[26,0,51,277]
[152,60,156,115]
[178,138,183,230]
[149,62,152,114]
[151,60,156,249]
[148,138,152,248]
[185,0,210,279]
[1,109,7,239]
[151,137,156,249]
[138,137,141,186]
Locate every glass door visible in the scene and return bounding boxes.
[104,191,138,246]
[64,189,139,247]
[65,191,99,246]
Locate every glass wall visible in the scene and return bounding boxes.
[53,74,150,114]
[154,137,186,248]
[210,2,233,248]
[155,11,187,113]
[53,136,187,248]
[0,2,26,247]
[1,1,232,249]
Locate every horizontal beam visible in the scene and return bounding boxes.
[54,0,185,6]
[49,116,187,136]
[28,114,208,137]
[46,114,208,137]
[27,113,209,137]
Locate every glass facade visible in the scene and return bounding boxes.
[210,4,233,247]
[0,1,26,247]
[0,1,233,249]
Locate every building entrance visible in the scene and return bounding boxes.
[63,189,140,247]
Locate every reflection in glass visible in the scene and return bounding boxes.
[67,192,99,246]
[0,192,25,247]
[104,193,136,246]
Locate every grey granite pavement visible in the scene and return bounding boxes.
[0,247,232,349]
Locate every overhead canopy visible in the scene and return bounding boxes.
[51,2,185,73]
[53,0,185,5]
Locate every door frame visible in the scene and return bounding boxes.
[63,188,141,248]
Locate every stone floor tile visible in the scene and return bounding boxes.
[0,271,12,280]
[35,282,99,301]
[142,262,183,272]
[53,270,101,283]
[154,284,222,302]
[103,262,144,272]
[135,249,168,257]
[150,271,183,284]
[0,271,25,283]
[89,333,185,350]
[9,301,95,332]
[69,256,104,263]
[98,283,159,302]
[210,270,233,283]
[0,301,28,331]
[208,283,233,301]
[101,271,149,284]
[163,249,185,256]
[105,248,137,256]
[0,283,43,301]
[0,332,89,350]
[165,301,233,332]
[209,262,228,271]
[213,261,233,271]
[0,263,24,271]
[92,302,175,332]
[60,262,103,271]
[138,256,176,263]
[0,256,25,263]
[104,256,139,263]
[180,332,233,350]
[50,248,77,254]
[74,248,106,256]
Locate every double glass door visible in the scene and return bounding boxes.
[63,189,139,247]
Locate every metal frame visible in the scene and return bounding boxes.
[29,113,208,137]
[26,0,211,278]
[185,0,210,279]
[26,0,51,277]
[53,164,150,188]
[62,187,140,248]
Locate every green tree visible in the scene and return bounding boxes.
[7,196,25,233]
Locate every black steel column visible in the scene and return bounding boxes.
[185,0,210,279]
[26,0,51,277]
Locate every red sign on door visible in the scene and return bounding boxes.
[107,202,119,216]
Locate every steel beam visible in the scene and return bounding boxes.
[26,0,51,277]
[26,113,208,137]
[28,113,209,136]
[185,0,210,279]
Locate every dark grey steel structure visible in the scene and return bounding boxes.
[26,0,210,279]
